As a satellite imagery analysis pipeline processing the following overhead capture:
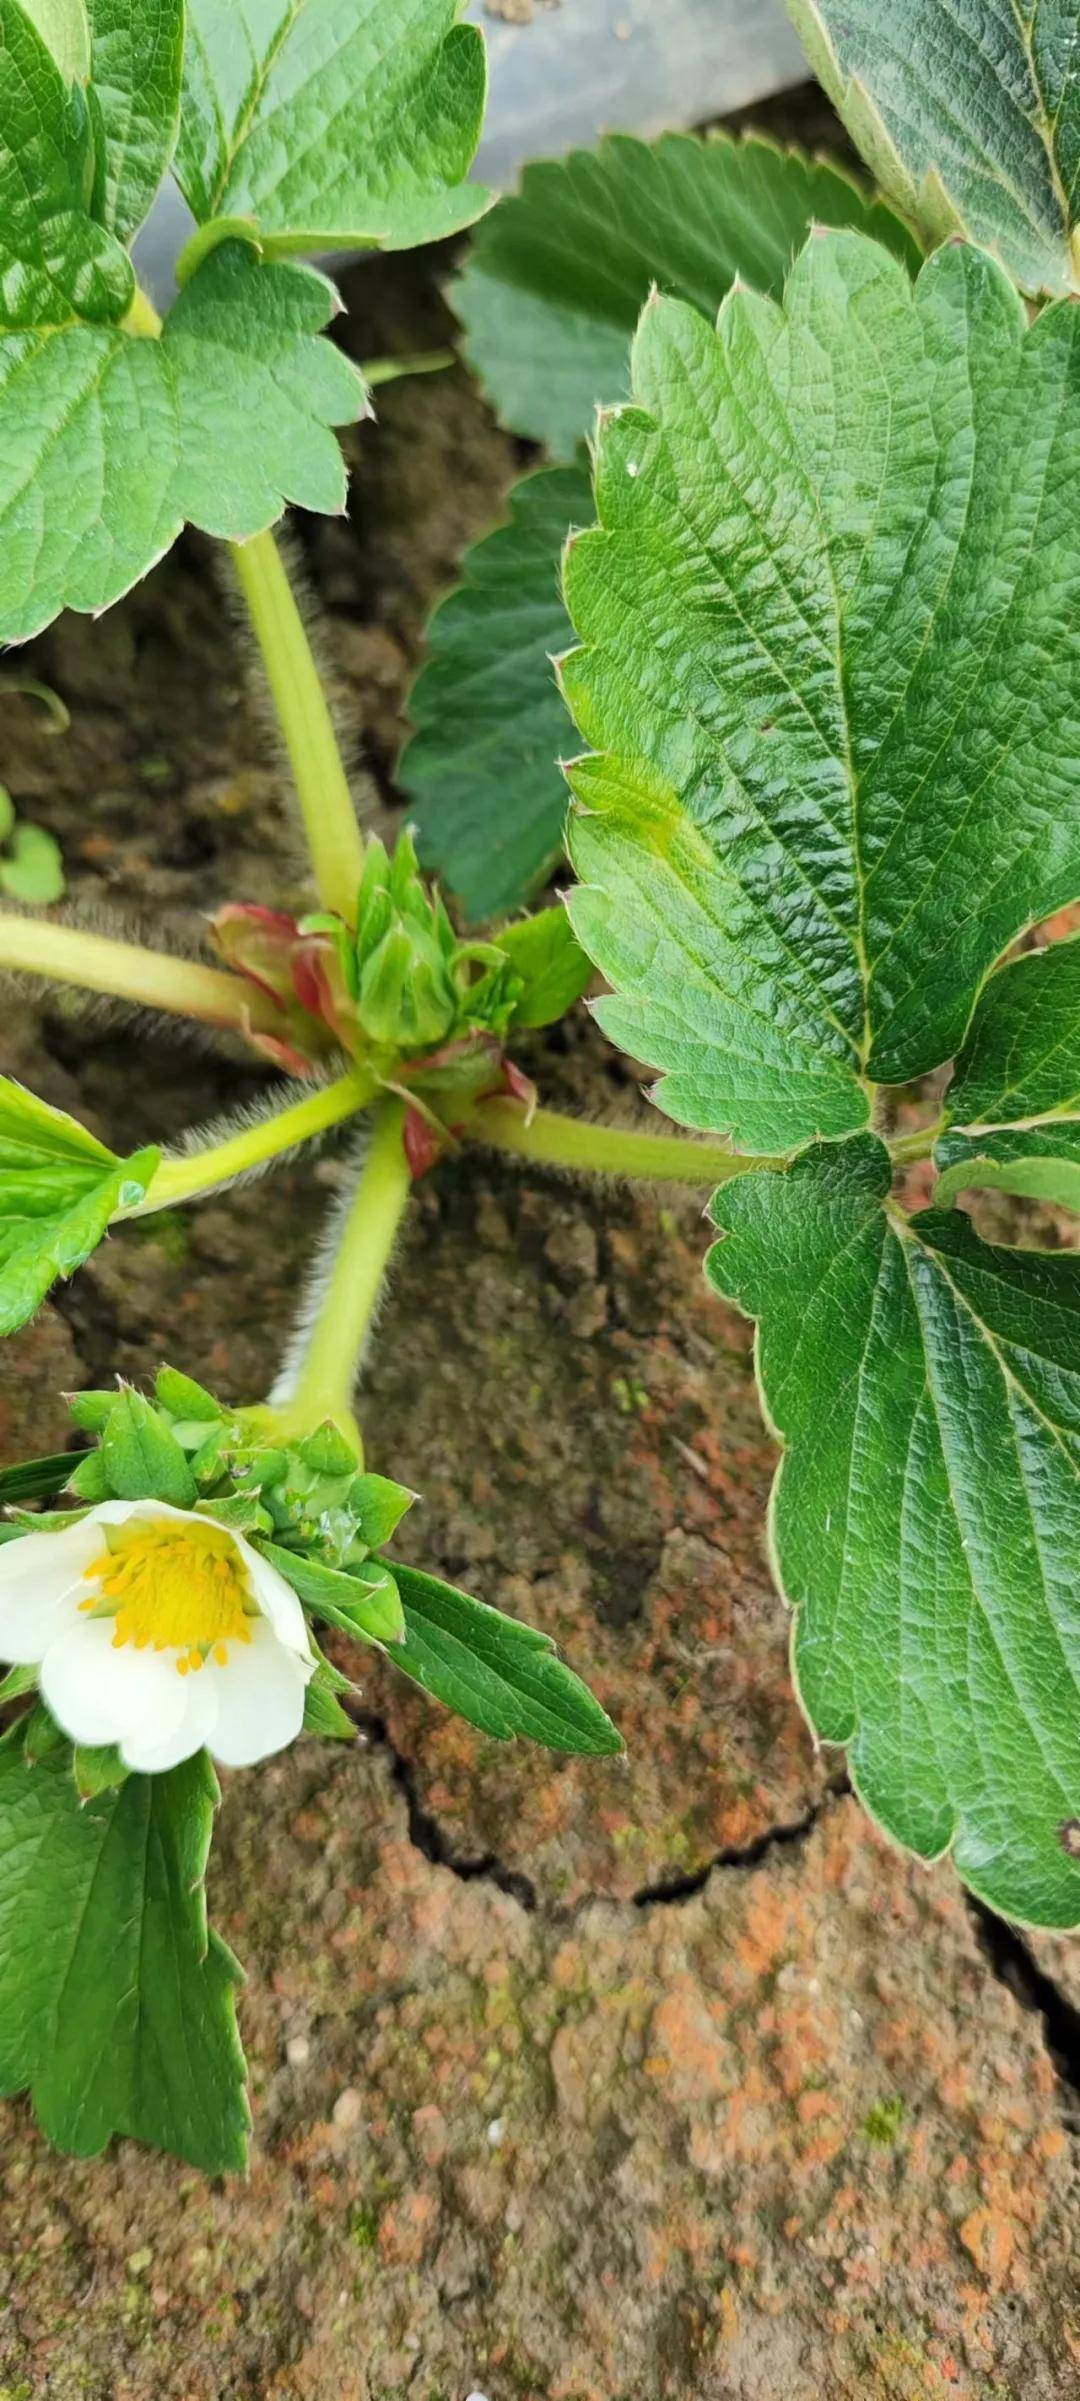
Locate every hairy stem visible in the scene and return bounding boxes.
[0,909,281,1037]
[887,1119,944,1167]
[121,1074,375,1218]
[275,1098,410,1451]
[467,1099,770,1186]
[230,528,364,919]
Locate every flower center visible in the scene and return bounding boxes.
[81,1519,256,1675]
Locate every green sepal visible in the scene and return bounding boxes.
[194,1491,271,1538]
[302,1662,358,1742]
[72,1742,129,1802]
[383,1562,623,1756]
[258,1541,406,1646]
[22,1701,68,1762]
[346,1473,416,1551]
[65,1447,113,1502]
[297,1422,360,1478]
[66,1389,119,1433]
[100,1390,198,1506]
[154,1365,222,1424]
[5,1505,91,1533]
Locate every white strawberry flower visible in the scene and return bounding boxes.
[0,1500,316,1773]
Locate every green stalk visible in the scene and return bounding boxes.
[361,349,455,388]
[273,1098,411,1452]
[230,529,364,920]
[887,1119,944,1167]
[122,1074,374,1217]
[467,1099,769,1186]
[0,909,282,1038]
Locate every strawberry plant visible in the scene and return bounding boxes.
[4,0,1080,2173]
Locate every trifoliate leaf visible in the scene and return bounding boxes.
[454,130,920,458]
[86,0,185,243]
[0,0,133,327]
[0,240,366,643]
[562,235,1080,1154]
[100,1389,198,1505]
[709,1135,1080,1927]
[498,907,592,1028]
[383,1562,623,1756]
[934,938,1080,1209]
[786,0,1080,298]
[405,465,590,921]
[0,1078,158,1335]
[0,1742,249,2169]
[176,0,491,251]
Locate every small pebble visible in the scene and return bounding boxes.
[332,2087,364,2131]
[286,2034,310,2067]
[486,2118,503,2146]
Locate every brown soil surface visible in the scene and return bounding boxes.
[2,129,1080,2401]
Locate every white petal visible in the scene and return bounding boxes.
[235,1533,314,1661]
[0,1516,107,1663]
[119,1673,218,1774]
[40,1618,193,1752]
[208,1618,310,1768]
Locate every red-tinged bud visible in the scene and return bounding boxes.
[403,1107,447,1180]
[211,905,344,1068]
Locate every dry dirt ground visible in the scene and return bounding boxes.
[2,177,1080,2401]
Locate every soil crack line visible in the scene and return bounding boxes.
[351,1702,846,1921]
[970,1899,1080,2115]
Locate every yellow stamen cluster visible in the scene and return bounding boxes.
[81,1518,256,1676]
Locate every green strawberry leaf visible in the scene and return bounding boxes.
[935,1127,1080,1212]
[0,1453,77,1505]
[26,0,89,82]
[0,0,133,327]
[0,1740,249,2169]
[0,821,65,904]
[454,130,921,459]
[786,0,1080,298]
[0,1078,158,1335]
[412,139,919,922]
[87,0,185,242]
[934,937,1080,1209]
[709,1135,1080,1928]
[383,1561,623,1756]
[0,239,366,643]
[405,464,590,921]
[947,937,1080,1127]
[498,906,592,1029]
[562,234,1080,1154]
[176,0,491,251]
